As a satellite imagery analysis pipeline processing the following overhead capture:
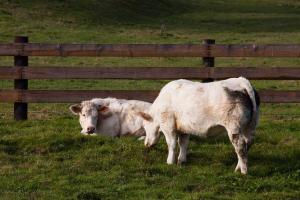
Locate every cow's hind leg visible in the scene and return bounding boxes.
[177,134,189,165]
[227,127,248,174]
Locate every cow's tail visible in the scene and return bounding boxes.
[239,77,260,125]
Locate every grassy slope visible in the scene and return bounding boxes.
[0,0,300,199]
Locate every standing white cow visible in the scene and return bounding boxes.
[70,98,151,137]
[138,77,260,174]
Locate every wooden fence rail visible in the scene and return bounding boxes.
[0,36,300,120]
[1,90,300,103]
[1,43,300,57]
[1,66,300,80]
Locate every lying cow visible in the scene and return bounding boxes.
[138,77,260,174]
[70,98,151,137]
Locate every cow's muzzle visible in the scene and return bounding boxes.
[144,139,155,148]
[87,127,96,134]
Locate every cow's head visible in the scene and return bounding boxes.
[139,112,160,147]
[69,101,111,135]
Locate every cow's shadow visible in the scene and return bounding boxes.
[185,135,300,177]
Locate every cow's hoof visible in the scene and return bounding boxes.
[234,164,247,175]
[235,164,240,172]
[177,159,186,166]
[167,161,175,165]
[177,161,186,166]
[240,168,248,175]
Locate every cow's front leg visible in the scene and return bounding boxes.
[177,134,189,165]
[164,133,177,164]
[160,112,177,164]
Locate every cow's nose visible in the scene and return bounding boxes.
[87,127,95,134]
[144,140,153,148]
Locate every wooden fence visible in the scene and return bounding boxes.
[1,37,300,120]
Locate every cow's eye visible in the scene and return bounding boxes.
[82,114,86,117]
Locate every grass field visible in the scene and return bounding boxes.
[0,0,300,199]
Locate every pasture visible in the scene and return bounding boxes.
[0,0,300,199]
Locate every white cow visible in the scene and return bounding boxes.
[70,98,151,137]
[138,77,260,174]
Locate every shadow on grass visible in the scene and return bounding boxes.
[187,134,300,177]
[249,150,300,177]
[9,0,300,32]
[48,136,89,153]
[0,135,92,156]
[0,139,19,155]
[77,192,102,200]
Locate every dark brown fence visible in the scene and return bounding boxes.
[1,36,300,120]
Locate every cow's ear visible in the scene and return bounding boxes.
[69,104,82,115]
[98,105,111,116]
[139,112,153,122]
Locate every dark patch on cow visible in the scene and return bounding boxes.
[175,118,182,130]
[98,113,112,120]
[161,111,170,123]
[224,87,253,121]
[139,112,153,122]
[98,105,109,113]
[254,89,260,108]
[132,127,146,136]
[98,105,114,118]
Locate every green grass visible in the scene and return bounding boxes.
[0,0,300,199]
[0,117,299,199]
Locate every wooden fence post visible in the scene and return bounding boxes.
[202,39,215,82]
[14,36,28,120]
